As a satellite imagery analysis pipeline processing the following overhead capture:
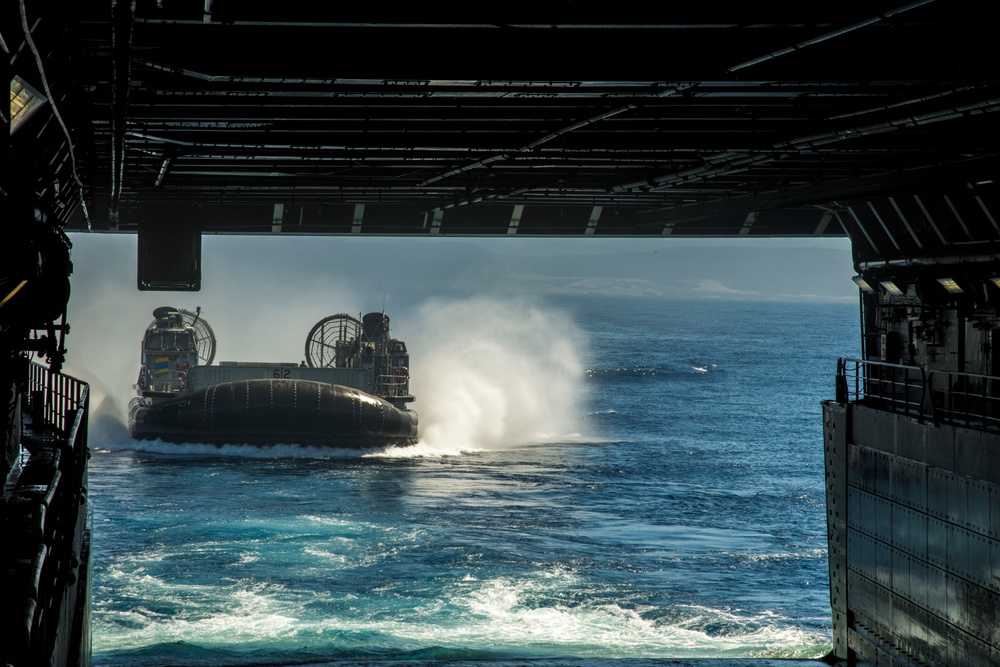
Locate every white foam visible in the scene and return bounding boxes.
[94,559,831,659]
[433,576,831,658]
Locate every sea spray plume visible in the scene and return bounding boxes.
[61,236,160,444]
[407,296,588,450]
[80,381,131,444]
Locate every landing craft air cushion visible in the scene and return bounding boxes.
[128,307,418,447]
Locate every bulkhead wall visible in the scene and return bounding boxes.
[824,401,1000,666]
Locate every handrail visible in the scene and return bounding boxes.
[838,357,1000,432]
[28,361,88,435]
[141,368,188,393]
[375,374,409,398]
[15,362,91,666]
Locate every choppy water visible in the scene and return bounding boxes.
[88,295,859,666]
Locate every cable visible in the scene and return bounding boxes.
[19,0,92,230]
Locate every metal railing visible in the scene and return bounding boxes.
[838,357,1000,432]
[12,362,91,666]
[376,374,410,398]
[28,361,89,435]
[142,368,187,394]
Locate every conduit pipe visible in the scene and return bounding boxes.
[728,0,936,72]
[858,253,1000,272]
[419,84,693,188]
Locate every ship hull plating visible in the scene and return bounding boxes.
[825,395,1000,666]
[128,378,418,448]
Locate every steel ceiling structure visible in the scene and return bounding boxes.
[7,0,1000,243]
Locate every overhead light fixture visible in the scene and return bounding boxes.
[852,275,874,291]
[10,75,47,135]
[880,280,905,296]
[852,276,874,292]
[989,276,1000,290]
[937,277,964,294]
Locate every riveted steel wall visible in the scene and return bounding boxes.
[824,401,850,660]
[824,402,1000,666]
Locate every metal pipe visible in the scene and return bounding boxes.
[110,0,137,228]
[728,0,936,72]
[419,84,691,189]
[786,98,1000,151]
[154,157,172,187]
[858,253,1000,271]
[19,0,91,229]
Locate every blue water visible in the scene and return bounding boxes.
[88,295,859,666]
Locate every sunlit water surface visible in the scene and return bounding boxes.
[88,295,858,666]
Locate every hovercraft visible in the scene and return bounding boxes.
[127,307,417,447]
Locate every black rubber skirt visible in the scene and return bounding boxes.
[128,378,417,447]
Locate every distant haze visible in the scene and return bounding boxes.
[465,242,855,301]
[65,233,857,316]
[192,235,855,301]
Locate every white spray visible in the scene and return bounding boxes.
[405,296,589,453]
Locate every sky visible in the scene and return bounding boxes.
[62,232,856,449]
[472,235,852,255]
[66,232,856,308]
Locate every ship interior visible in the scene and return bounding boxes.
[3,2,1000,665]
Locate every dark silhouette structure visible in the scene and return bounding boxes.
[4,3,999,665]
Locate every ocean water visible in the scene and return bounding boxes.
[87,295,860,666]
